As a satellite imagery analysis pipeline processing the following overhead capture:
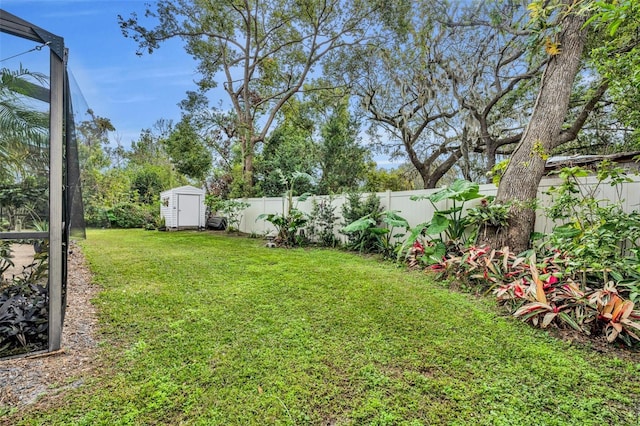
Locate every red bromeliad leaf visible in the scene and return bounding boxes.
[514,284,525,299]
[514,302,551,319]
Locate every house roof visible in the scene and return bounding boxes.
[545,151,640,172]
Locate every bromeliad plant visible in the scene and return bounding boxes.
[589,283,640,345]
[443,245,640,346]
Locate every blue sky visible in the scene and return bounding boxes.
[1,0,202,148]
[1,0,400,168]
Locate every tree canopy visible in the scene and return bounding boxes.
[119,0,385,196]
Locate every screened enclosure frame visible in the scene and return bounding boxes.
[1,9,81,357]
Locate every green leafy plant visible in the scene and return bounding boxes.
[205,195,250,232]
[0,243,50,357]
[307,196,339,247]
[398,179,484,265]
[340,192,383,253]
[105,202,156,229]
[341,210,409,258]
[0,177,47,231]
[0,281,49,356]
[257,170,314,247]
[259,205,310,247]
[488,159,509,186]
[543,162,640,296]
[465,196,510,243]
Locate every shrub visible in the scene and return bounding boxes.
[340,192,384,253]
[0,246,50,357]
[256,171,314,247]
[307,196,339,247]
[106,202,156,229]
[543,162,640,290]
[205,195,250,232]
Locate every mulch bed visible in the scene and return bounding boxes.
[0,243,100,413]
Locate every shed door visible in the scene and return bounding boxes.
[177,194,200,227]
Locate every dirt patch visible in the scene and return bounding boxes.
[1,244,35,283]
[0,243,100,414]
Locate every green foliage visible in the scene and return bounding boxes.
[307,196,339,247]
[362,165,414,192]
[205,196,249,232]
[543,162,640,288]
[341,210,409,258]
[0,241,13,279]
[488,159,509,186]
[130,168,164,204]
[163,120,212,183]
[254,115,317,197]
[342,191,382,225]
[316,100,369,194]
[258,205,310,247]
[584,0,640,147]
[0,281,48,356]
[399,180,485,265]
[105,203,157,229]
[465,197,510,243]
[340,192,386,254]
[0,240,50,358]
[0,176,47,230]
[0,66,49,182]
[257,170,314,247]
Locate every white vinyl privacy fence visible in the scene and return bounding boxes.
[235,176,640,241]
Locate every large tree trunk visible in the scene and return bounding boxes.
[478,4,587,253]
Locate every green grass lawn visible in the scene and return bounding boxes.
[6,229,640,425]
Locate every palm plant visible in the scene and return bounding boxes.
[0,66,49,181]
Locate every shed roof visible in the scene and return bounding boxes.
[161,185,205,196]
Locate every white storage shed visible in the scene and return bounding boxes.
[160,185,206,230]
